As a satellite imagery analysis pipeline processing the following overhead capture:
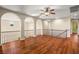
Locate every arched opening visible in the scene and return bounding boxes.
[24,17,34,37]
[1,12,21,43]
[43,21,49,35]
[36,20,43,35]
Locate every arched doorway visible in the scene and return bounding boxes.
[24,17,34,37]
[43,21,49,35]
[1,12,21,44]
[36,20,43,35]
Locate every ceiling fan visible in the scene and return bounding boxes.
[40,7,55,16]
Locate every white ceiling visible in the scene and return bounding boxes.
[0,5,74,19]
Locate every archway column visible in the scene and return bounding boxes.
[0,10,7,53]
[48,20,53,35]
[0,15,1,45]
[0,15,2,53]
[33,18,37,36]
[42,20,44,35]
[18,15,26,39]
[0,11,7,45]
[0,16,1,45]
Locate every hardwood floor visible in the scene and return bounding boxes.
[0,34,79,54]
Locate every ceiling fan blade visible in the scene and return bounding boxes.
[51,13,55,14]
[50,9,54,11]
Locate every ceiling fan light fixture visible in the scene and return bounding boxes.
[44,12,49,16]
[40,7,55,16]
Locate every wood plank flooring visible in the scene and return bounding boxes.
[0,34,79,54]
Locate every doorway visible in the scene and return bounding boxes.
[71,20,78,34]
[1,12,21,44]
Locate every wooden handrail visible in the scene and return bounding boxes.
[57,30,67,36]
[52,30,67,39]
[51,29,66,31]
[43,29,67,31]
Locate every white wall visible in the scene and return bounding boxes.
[24,22,34,37]
[43,21,49,29]
[51,17,70,37]
[1,13,21,43]
[1,20,21,43]
[1,12,21,31]
[24,17,34,37]
[24,17,43,37]
[42,17,71,37]
[43,21,50,35]
[36,20,43,35]
[24,22,34,30]
[1,20,21,31]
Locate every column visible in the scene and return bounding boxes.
[19,15,26,39]
[48,20,52,35]
[21,19,25,38]
[0,11,6,44]
[0,16,2,53]
[42,20,44,35]
[0,16,1,44]
[34,19,37,36]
